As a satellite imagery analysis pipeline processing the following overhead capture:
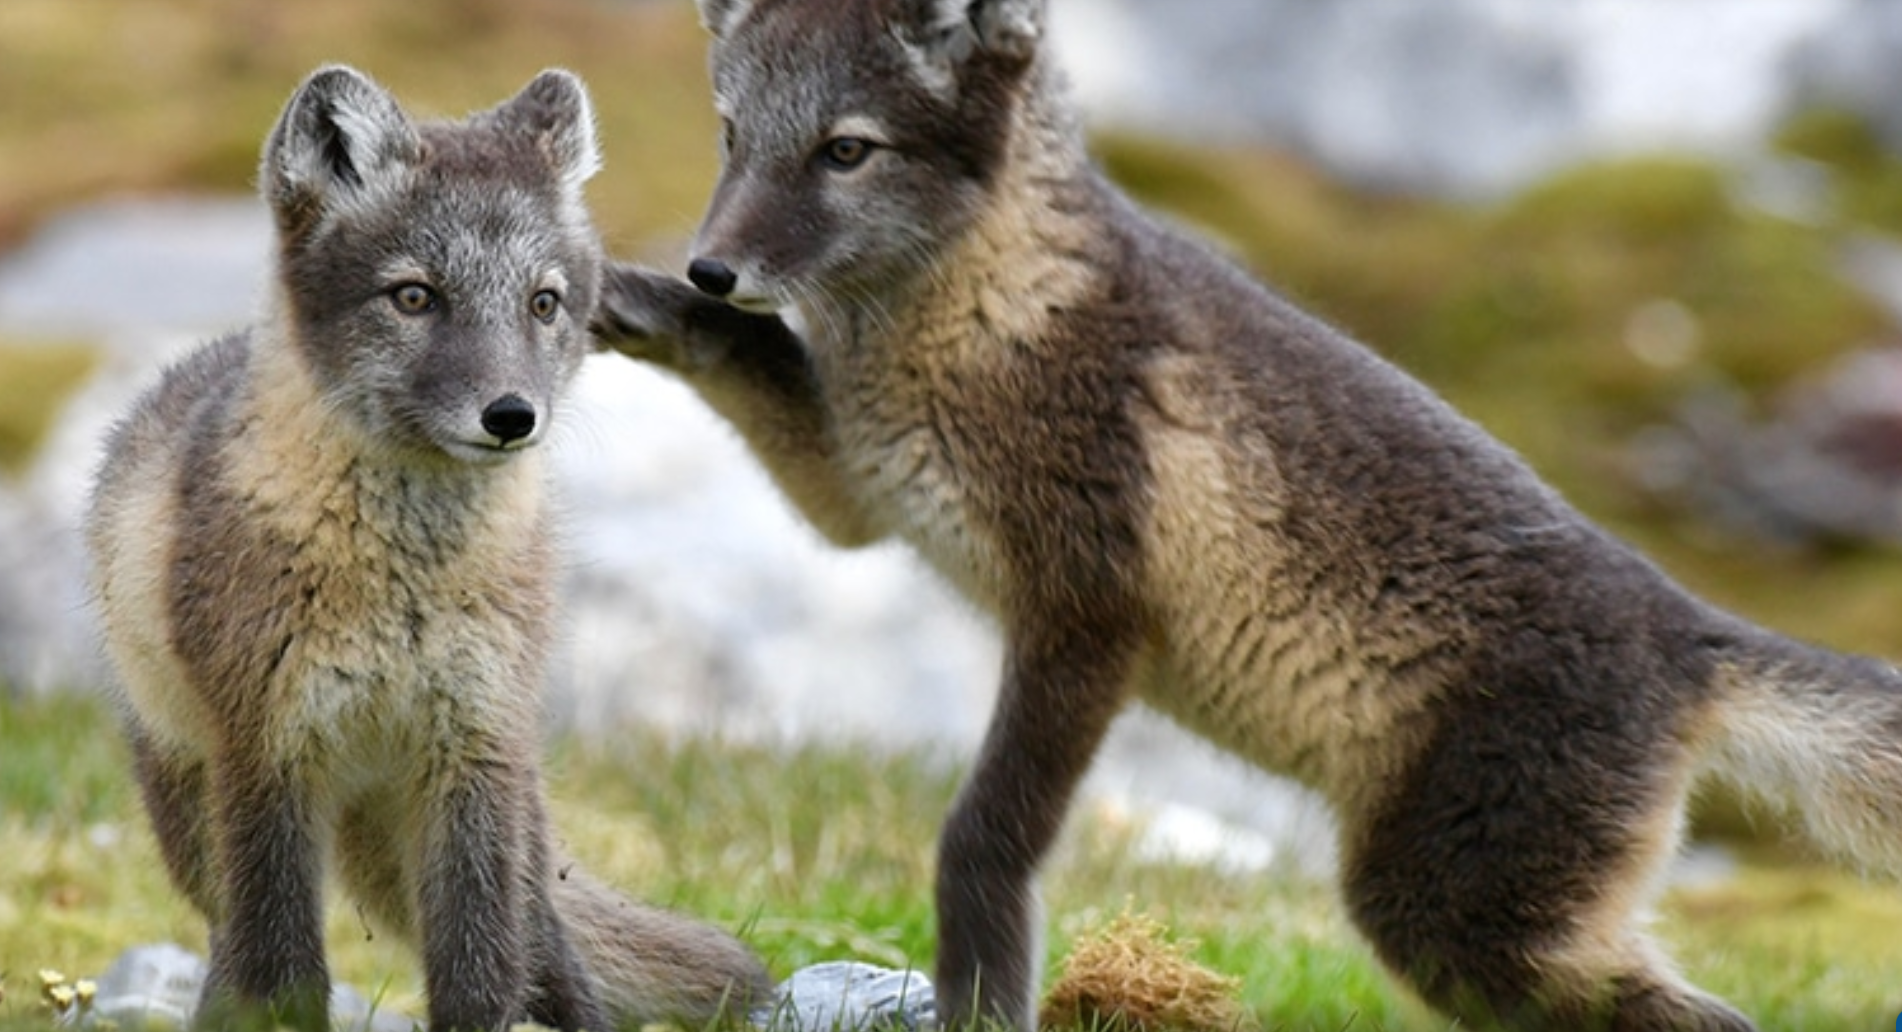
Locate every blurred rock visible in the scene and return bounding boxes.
[1786,0,1902,154]
[1054,0,1850,197]
[84,943,410,1032]
[0,198,263,699]
[1633,342,1902,548]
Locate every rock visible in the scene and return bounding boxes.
[756,962,936,1032]
[83,943,411,1032]
[82,946,933,1032]
[1053,0,1851,197]
[87,943,203,1028]
[0,198,266,699]
[1631,344,1902,549]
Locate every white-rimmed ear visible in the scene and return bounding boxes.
[900,0,1044,65]
[261,65,420,231]
[894,0,1044,96]
[698,0,756,38]
[497,69,602,193]
[966,0,1043,59]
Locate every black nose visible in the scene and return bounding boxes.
[481,393,537,444]
[687,257,738,298]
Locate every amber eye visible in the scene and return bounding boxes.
[529,289,560,323]
[819,136,875,171]
[390,283,436,314]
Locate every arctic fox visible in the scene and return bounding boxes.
[587,1,1902,1029]
[87,65,769,1031]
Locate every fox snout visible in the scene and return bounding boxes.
[480,393,538,446]
[687,257,738,299]
[684,254,781,314]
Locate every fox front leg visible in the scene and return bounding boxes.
[593,262,879,547]
[419,760,535,1031]
[935,617,1139,1031]
[593,262,802,374]
[199,759,329,1032]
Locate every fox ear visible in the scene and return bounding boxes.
[963,0,1044,60]
[262,65,420,231]
[697,0,753,38]
[497,69,602,193]
[899,0,1043,83]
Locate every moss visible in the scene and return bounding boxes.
[1773,107,1902,236]
[0,341,98,475]
[0,0,719,248]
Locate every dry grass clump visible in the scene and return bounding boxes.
[1040,908,1251,1032]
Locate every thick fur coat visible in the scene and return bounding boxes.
[88,66,769,1032]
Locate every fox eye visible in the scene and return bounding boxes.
[719,119,736,156]
[529,289,560,323]
[818,136,876,172]
[390,283,436,315]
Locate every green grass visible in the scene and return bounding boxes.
[3,692,1901,1031]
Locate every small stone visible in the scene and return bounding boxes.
[82,944,413,1032]
[756,961,936,1032]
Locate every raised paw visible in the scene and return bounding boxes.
[593,261,789,372]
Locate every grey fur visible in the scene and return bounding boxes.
[595,1,1902,1030]
[88,66,768,1032]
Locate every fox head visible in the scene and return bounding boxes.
[260,65,602,464]
[684,0,1063,314]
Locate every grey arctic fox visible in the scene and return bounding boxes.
[86,66,769,1032]
[591,0,1902,1029]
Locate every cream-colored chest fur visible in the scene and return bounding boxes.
[127,341,550,787]
[802,173,1096,614]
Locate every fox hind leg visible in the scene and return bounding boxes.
[1347,818,1756,1031]
[1341,691,1756,1032]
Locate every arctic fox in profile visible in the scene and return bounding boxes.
[593,1,1902,1029]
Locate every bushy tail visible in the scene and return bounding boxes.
[552,864,773,1028]
[1704,632,1902,876]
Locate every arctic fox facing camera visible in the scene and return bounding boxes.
[86,66,768,1032]
[594,1,1902,1029]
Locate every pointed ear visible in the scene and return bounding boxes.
[901,0,1044,65]
[497,69,602,193]
[697,0,754,38]
[966,0,1044,60]
[261,65,420,232]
